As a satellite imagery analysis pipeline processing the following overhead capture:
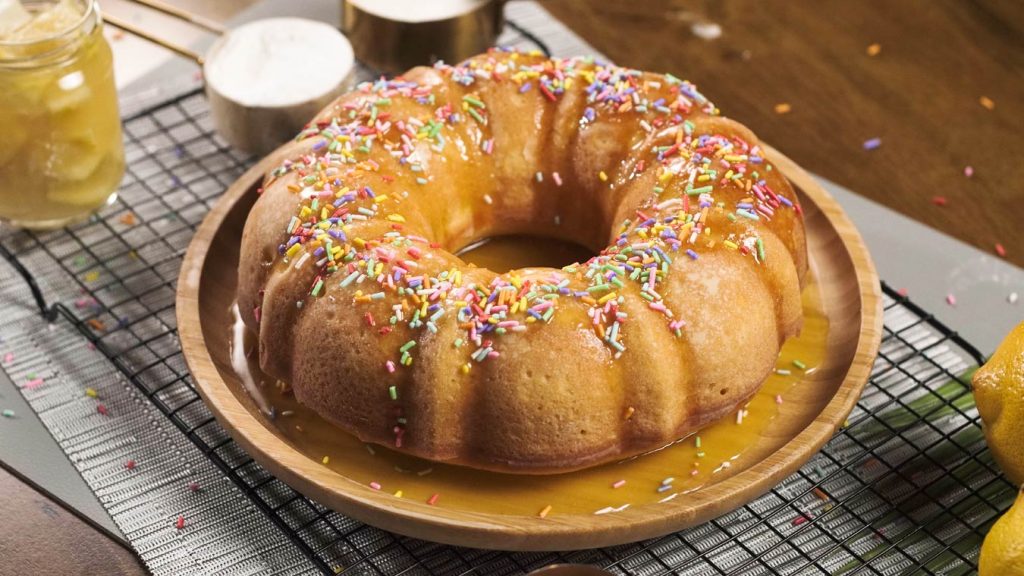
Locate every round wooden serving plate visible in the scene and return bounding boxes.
[177,144,881,551]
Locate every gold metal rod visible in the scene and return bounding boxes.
[104,13,205,65]
[123,0,226,35]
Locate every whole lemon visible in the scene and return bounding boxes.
[973,321,1024,486]
[979,489,1024,576]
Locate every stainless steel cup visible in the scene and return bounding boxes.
[341,0,504,73]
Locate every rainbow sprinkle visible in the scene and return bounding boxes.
[862,137,882,151]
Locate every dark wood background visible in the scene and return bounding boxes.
[539,0,1024,267]
[0,466,144,575]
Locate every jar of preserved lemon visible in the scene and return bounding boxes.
[0,0,125,229]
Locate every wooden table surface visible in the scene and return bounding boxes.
[539,0,1024,267]
[0,466,145,576]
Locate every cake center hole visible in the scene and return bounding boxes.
[456,235,596,273]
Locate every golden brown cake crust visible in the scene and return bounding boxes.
[237,50,807,474]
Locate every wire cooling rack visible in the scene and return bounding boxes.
[0,21,1017,576]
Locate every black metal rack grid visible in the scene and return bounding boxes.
[1,39,1017,576]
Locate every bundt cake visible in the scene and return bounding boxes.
[237,49,807,474]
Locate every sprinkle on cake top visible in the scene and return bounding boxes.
[263,49,797,377]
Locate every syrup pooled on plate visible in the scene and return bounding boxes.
[230,236,828,516]
[456,235,596,273]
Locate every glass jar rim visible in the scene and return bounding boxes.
[0,0,96,49]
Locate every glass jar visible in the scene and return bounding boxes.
[0,0,125,229]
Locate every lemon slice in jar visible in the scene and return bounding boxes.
[47,70,93,113]
[0,0,85,64]
[4,0,83,42]
[46,155,121,206]
[36,137,107,181]
[0,0,33,36]
[0,108,29,169]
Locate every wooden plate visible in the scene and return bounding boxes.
[177,145,881,551]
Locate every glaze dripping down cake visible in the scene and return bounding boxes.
[237,49,807,474]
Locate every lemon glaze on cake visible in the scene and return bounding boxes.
[238,49,807,474]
